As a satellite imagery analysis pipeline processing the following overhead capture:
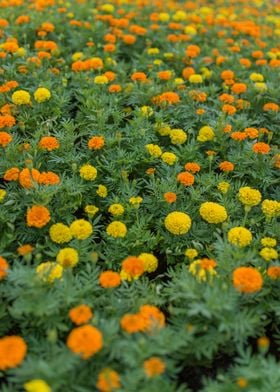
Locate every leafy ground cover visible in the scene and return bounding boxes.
[0,0,279,391]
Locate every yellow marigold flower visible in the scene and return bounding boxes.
[254,82,267,92]
[34,87,51,103]
[259,247,278,262]
[156,123,171,136]
[161,152,177,165]
[96,185,107,198]
[189,258,217,282]
[174,78,184,85]
[159,12,170,22]
[49,223,72,243]
[106,221,127,238]
[261,237,277,247]
[12,90,31,105]
[199,202,227,224]
[138,253,158,273]
[141,106,153,117]
[94,75,108,84]
[164,211,191,235]
[24,379,52,392]
[72,52,83,61]
[169,129,187,144]
[197,126,215,142]
[79,164,97,181]
[70,219,93,240]
[101,3,114,13]
[108,203,124,216]
[227,227,252,247]
[189,74,203,83]
[129,196,143,206]
[217,181,230,194]
[238,187,262,207]
[250,72,264,82]
[36,262,63,283]
[56,248,79,268]
[0,189,6,202]
[185,248,198,259]
[261,199,280,218]
[84,205,99,217]
[145,144,162,158]
[147,48,160,55]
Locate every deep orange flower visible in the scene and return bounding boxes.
[263,103,279,112]
[122,34,136,45]
[182,67,195,80]
[0,336,27,370]
[157,70,172,80]
[163,192,177,203]
[38,136,60,151]
[139,305,165,332]
[121,256,145,279]
[230,132,247,141]
[131,72,147,82]
[19,168,40,188]
[3,167,20,182]
[99,271,121,288]
[186,44,200,58]
[231,83,247,94]
[221,70,235,80]
[252,142,270,154]
[108,84,122,93]
[103,71,116,82]
[143,357,166,378]
[233,267,263,293]
[67,325,103,359]
[177,171,195,186]
[222,104,236,115]
[245,128,258,139]
[184,162,201,173]
[156,92,180,105]
[0,256,9,280]
[219,94,234,104]
[120,314,145,334]
[26,205,51,228]
[88,136,105,150]
[69,305,93,325]
[17,244,33,256]
[267,266,280,280]
[96,368,121,392]
[219,161,234,172]
[37,172,60,185]
[0,132,12,147]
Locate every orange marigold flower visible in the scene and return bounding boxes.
[140,305,165,332]
[182,67,195,80]
[153,92,180,105]
[3,167,20,182]
[122,34,136,45]
[103,71,116,82]
[96,368,121,392]
[108,84,122,93]
[219,161,234,171]
[120,314,145,334]
[37,172,60,185]
[252,142,270,154]
[221,70,235,80]
[38,136,60,151]
[163,192,177,203]
[231,83,247,94]
[223,124,232,133]
[19,168,40,189]
[157,70,172,80]
[0,132,12,147]
[88,136,105,150]
[67,324,103,359]
[131,72,147,82]
[99,271,121,288]
[177,171,195,186]
[245,128,259,139]
[0,256,9,280]
[184,162,201,173]
[143,357,166,378]
[69,304,93,325]
[186,44,200,58]
[267,266,280,280]
[26,205,51,228]
[233,266,263,294]
[230,131,247,141]
[219,93,234,104]
[0,336,27,370]
[121,256,145,279]
[263,103,279,112]
[17,244,33,256]
[222,104,236,115]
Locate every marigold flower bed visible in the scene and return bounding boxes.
[0,0,279,391]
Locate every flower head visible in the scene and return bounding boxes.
[233,267,263,293]
[164,211,191,235]
[199,202,227,224]
[67,325,103,359]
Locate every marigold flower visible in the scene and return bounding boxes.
[259,248,278,262]
[197,126,214,142]
[233,266,263,293]
[67,325,103,359]
[177,171,195,186]
[238,187,261,207]
[131,72,147,82]
[231,83,247,94]
[26,205,51,228]
[56,248,79,268]
[85,205,99,217]
[19,168,40,189]
[189,258,217,282]
[70,219,93,240]
[267,266,280,280]
[217,181,230,194]
[189,74,203,83]
[184,162,201,173]
[69,305,93,325]
[96,184,107,198]
[120,314,145,333]
[222,104,236,115]
[252,142,270,154]
[219,161,234,172]
[228,227,252,247]
[143,357,166,378]
[139,305,165,331]
[121,256,144,279]
[185,248,198,260]
[244,128,258,139]
[0,132,12,147]
[11,90,31,105]
[96,368,121,392]
[0,256,9,280]
[80,164,97,181]
[3,167,20,181]
[199,202,227,224]
[49,223,72,243]
[38,136,59,151]
[146,144,162,158]
[36,262,63,283]
[17,244,33,256]
[99,271,121,288]
[108,204,124,216]
[24,379,51,392]
[261,199,280,219]
[169,129,187,144]
[157,92,180,105]
[34,87,51,103]
[164,192,177,203]
[230,131,247,141]
[138,253,158,273]
[263,103,279,112]
[106,221,127,238]
[261,237,277,248]
[161,152,177,165]
[0,336,27,370]
[164,211,191,235]
[88,136,105,150]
